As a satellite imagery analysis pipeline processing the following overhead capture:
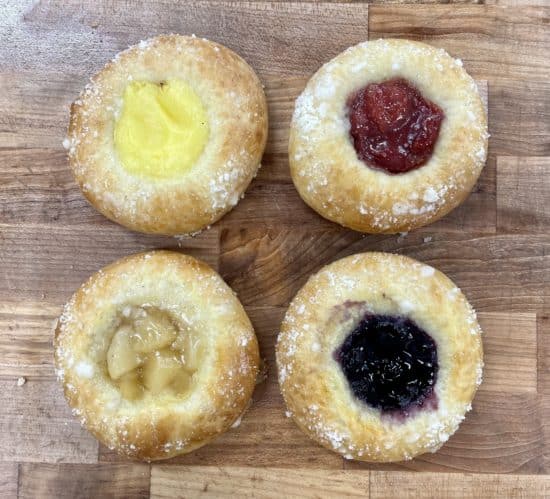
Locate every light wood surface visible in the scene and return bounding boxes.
[150,467,550,498]
[1,0,549,497]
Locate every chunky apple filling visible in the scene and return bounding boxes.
[106,306,201,400]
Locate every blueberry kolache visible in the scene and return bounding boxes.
[54,251,259,461]
[66,34,268,235]
[289,39,488,233]
[276,252,483,462]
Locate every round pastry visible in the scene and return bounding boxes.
[66,34,268,235]
[276,252,483,462]
[289,39,488,233]
[54,251,259,461]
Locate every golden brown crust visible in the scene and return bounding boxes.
[67,35,268,235]
[289,39,488,233]
[54,251,260,461]
[276,252,483,462]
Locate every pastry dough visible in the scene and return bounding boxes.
[277,252,483,462]
[289,39,488,233]
[54,251,259,461]
[66,34,268,235]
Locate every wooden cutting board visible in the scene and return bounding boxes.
[2,1,550,497]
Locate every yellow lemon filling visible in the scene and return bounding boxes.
[114,80,209,179]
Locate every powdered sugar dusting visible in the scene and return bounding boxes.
[54,251,258,459]
[423,187,439,203]
[399,299,415,313]
[231,415,243,428]
[278,251,483,461]
[290,38,488,233]
[420,265,435,277]
[476,362,484,386]
[67,34,265,235]
[75,361,94,379]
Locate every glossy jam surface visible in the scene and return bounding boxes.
[114,80,209,179]
[335,314,438,414]
[347,78,444,174]
[106,306,202,400]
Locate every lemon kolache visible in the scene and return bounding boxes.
[66,35,268,235]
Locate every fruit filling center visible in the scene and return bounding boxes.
[106,306,201,400]
[114,80,209,179]
[347,78,444,174]
[335,314,438,414]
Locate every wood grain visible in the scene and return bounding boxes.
[151,466,367,499]
[18,463,150,499]
[0,304,59,378]
[220,225,362,306]
[144,406,343,469]
[497,157,550,232]
[3,1,369,78]
[489,80,550,157]
[485,0,550,6]
[0,379,99,464]
[370,471,550,498]
[368,5,550,81]
[220,227,550,313]
[99,397,343,468]
[150,467,550,499]
[478,312,537,393]
[537,314,550,472]
[0,464,17,499]
[0,223,219,307]
[0,147,109,223]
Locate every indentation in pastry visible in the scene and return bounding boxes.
[334,313,438,415]
[277,252,483,462]
[106,306,201,400]
[289,39,489,234]
[347,78,444,174]
[66,35,268,235]
[54,251,260,460]
[114,80,209,179]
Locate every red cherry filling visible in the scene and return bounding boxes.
[347,78,444,174]
[334,314,438,414]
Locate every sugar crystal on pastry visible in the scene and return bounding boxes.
[67,34,268,235]
[54,251,260,461]
[289,39,488,234]
[277,252,483,462]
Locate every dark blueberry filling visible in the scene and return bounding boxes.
[334,314,438,414]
